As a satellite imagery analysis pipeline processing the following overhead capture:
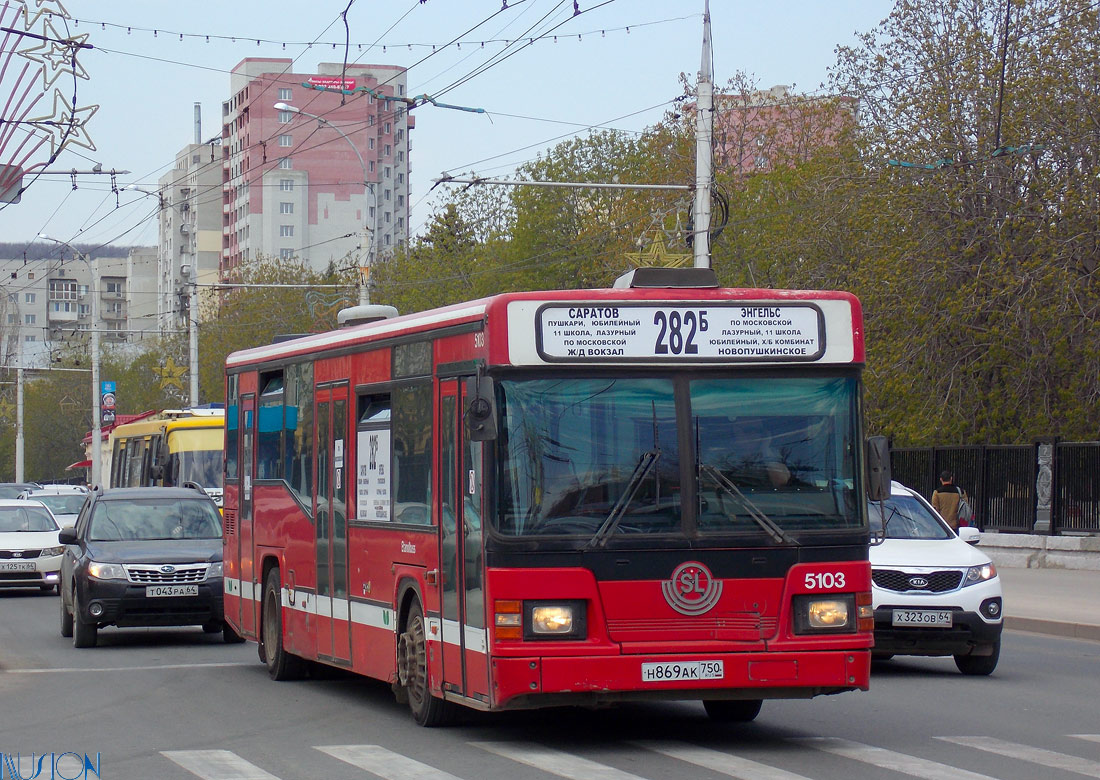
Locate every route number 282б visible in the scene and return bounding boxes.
[653,309,708,355]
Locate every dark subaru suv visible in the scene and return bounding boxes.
[58,486,243,648]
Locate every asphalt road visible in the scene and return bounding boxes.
[2,588,1100,780]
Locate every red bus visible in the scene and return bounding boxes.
[222,267,881,726]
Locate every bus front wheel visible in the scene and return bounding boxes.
[397,600,454,727]
[261,568,304,681]
[703,699,763,723]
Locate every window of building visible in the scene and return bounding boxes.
[279,179,294,191]
[398,173,404,184]
[368,115,375,126]
[279,134,292,147]
[398,84,404,96]
[397,195,405,207]
[280,225,294,237]
[384,189,391,200]
[278,88,292,100]
[280,248,294,259]
[398,151,404,162]
[369,161,375,173]
[368,138,375,150]
[278,110,293,123]
[279,158,292,169]
[25,314,36,324]
[369,206,375,218]
[384,234,391,246]
[280,202,293,214]
[384,122,390,134]
[106,281,123,294]
[398,217,404,228]
[397,129,404,141]
[384,144,391,157]
[384,167,391,179]
[5,314,13,324]
[24,335,35,342]
[384,211,391,223]
[24,293,35,303]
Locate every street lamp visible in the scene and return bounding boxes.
[274,101,375,304]
[38,233,102,488]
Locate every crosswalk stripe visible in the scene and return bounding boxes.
[630,740,814,780]
[1072,736,1100,745]
[937,736,1100,778]
[470,741,645,780]
[316,745,463,780]
[161,750,280,780]
[792,737,1002,780]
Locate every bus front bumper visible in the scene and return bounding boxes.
[490,649,870,710]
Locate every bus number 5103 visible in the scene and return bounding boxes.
[805,572,846,589]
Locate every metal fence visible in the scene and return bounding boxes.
[888,442,1097,535]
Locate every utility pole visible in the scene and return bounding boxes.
[15,340,23,482]
[182,262,199,406]
[692,0,714,269]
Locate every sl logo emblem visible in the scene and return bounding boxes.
[662,561,722,616]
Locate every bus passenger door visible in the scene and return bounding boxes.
[315,384,351,664]
[439,379,489,703]
[239,394,257,636]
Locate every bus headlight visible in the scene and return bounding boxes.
[531,605,575,635]
[793,594,856,634]
[526,600,586,639]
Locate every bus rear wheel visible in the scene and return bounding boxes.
[397,600,454,727]
[261,568,304,681]
[703,699,763,723]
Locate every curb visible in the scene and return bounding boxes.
[1006,616,1100,642]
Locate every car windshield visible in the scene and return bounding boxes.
[495,374,861,538]
[868,493,953,540]
[31,494,86,516]
[168,428,224,489]
[0,484,35,499]
[0,505,59,532]
[89,498,222,541]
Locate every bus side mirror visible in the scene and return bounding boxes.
[865,435,891,502]
[465,375,497,442]
[151,439,170,481]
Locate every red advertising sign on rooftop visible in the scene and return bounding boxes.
[307,76,356,91]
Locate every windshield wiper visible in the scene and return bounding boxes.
[699,464,798,546]
[586,449,660,549]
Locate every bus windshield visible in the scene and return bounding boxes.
[167,428,224,489]
[495,375,861,539]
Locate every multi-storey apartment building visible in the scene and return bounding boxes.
[158,108,224,333]
[0,249,158,368]
[221,59,413,276]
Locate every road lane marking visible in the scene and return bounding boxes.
[317,745,463,780]
[162,750,280,780]
[630,740,814,780]
[792,737,1002,780]
[471,742,645,780]
[937,736,1100,778]
[4,662,255,674]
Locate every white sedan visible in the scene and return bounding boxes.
[868,481,1003,675]
[0,499,65,594]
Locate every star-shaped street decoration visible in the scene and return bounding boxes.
[153,356,188,392]
[625,235,692,268]
[59,394,79,412]
[19,0,73,31]
[23,88,98,154]
[17,15,90,89]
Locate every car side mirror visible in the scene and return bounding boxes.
[958,527,981,545]
[865,436,892,501]
[58,527,78,545]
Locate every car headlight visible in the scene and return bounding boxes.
[963,563,997,586]
[40,546,64,557]
[793,594,856,634]
[206,561,224,579]
[87,561,127,580]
